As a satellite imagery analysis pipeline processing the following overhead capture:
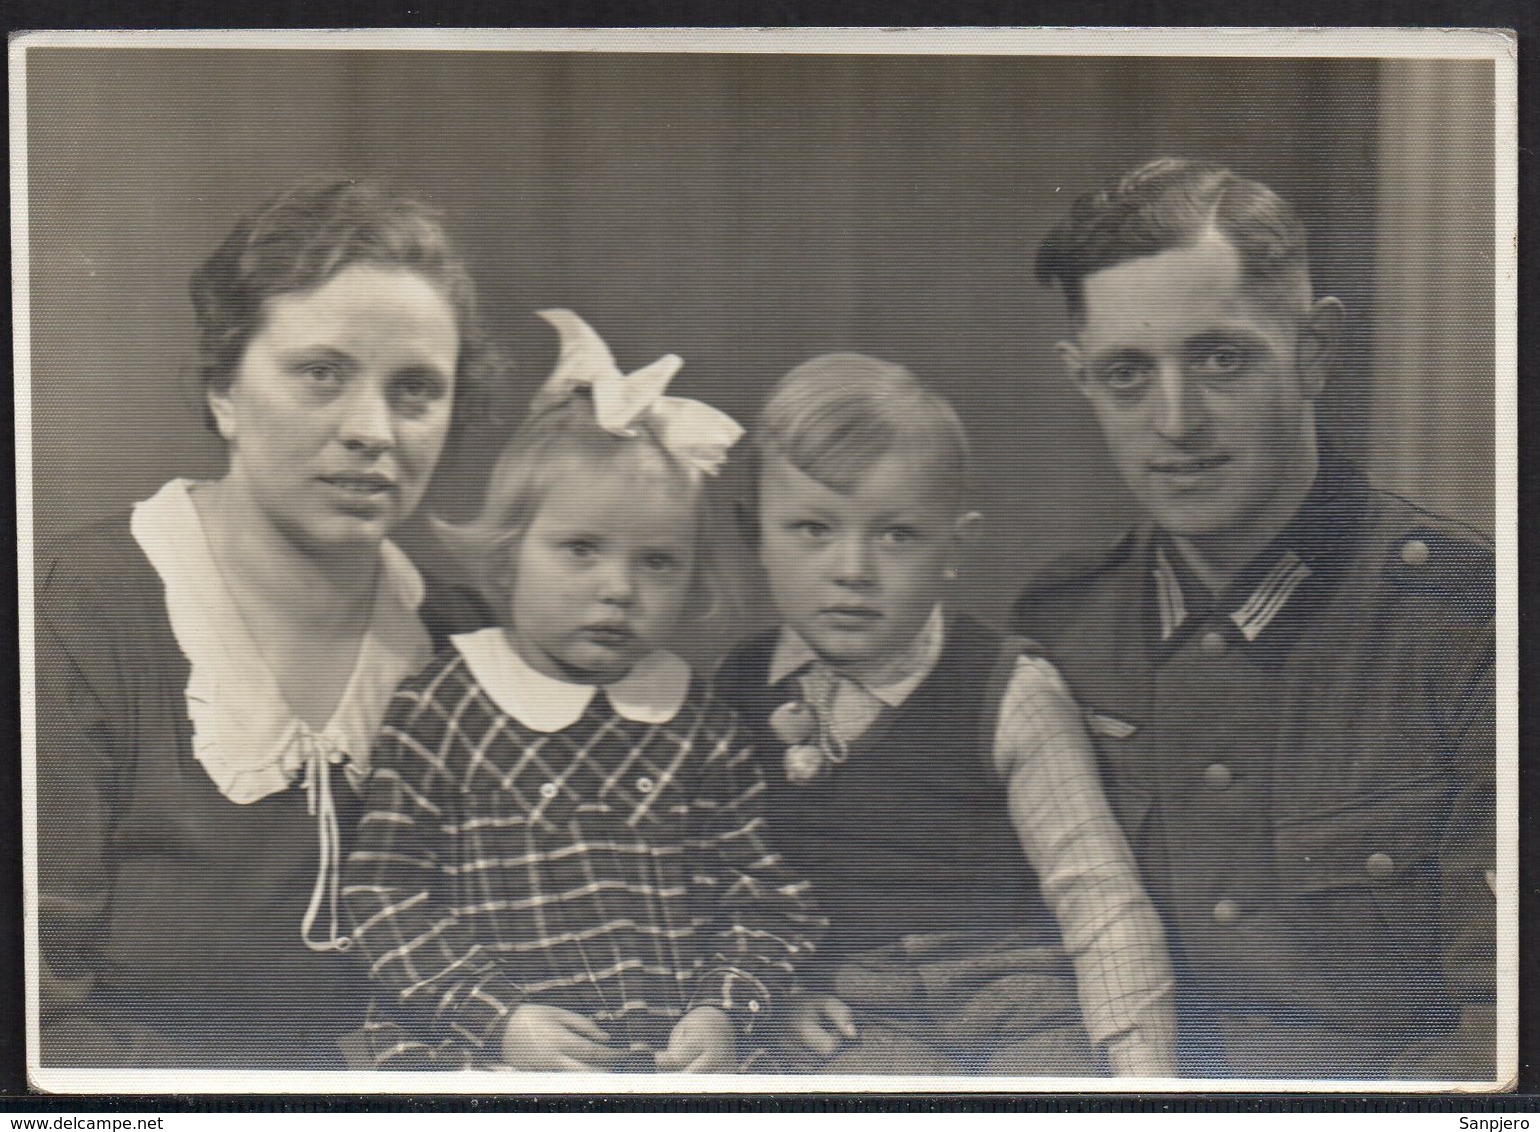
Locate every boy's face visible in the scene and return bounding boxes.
[1057,232,1339,559]
[757,449,975,673]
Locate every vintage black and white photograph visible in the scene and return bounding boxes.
[12,28,1517,1094]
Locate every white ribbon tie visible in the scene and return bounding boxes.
[535,309,744,476]
[298,726,353,954]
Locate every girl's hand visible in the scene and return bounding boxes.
[655,1006,737,1072]
[500,1003,628,1071]
[789,990,858,1058]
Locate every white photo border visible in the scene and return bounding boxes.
[11,25,1518,1097]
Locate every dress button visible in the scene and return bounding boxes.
[1204,762,1233,789]
[1201,630,1227,657]
[1401,539,1430,566]
[1212,899,1241,925]
[1365,851,1395,878]
[636,776,654,794]
[539,782,559,799]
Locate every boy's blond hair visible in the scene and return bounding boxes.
[754,352,970,499]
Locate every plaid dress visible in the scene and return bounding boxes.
[342,636,822,1069]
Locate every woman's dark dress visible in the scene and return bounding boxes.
[35,509,486,1069]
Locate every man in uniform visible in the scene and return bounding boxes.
[1011,157,1495,1080]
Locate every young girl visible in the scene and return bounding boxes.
[342,311,822,1072]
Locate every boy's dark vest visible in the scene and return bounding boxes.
[715,613,1056,971]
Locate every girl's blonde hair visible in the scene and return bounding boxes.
[434,386,741,628]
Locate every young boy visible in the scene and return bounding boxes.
[715,353,1177,1076]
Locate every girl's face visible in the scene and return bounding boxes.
[208,263,460,555]
[506,457,698,684]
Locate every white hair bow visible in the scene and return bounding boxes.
[535,309,744,477]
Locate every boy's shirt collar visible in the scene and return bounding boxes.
[767,604,946,709]
[452,627,691,733]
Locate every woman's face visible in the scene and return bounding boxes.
[208,263,461,554]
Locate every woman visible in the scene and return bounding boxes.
[35,179,496,1069]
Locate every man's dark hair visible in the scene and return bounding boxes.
[1036,157,1310,322]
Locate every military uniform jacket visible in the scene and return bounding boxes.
[1010,457,1495,1080]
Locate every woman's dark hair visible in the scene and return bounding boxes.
[189,177,498,436]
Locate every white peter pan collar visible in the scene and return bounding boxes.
[452,627,691,732]
[131,478,432,805]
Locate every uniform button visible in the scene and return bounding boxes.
[539,782,559,799]
[1366,851,1395,878]
[1201,630,1227,657]
[1401,539,1430,566]
[1212,899,1241,925]
[747,999,761,1014]
[636,776,654,794]
[1204,762,1233,789]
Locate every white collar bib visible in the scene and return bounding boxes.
[452,627,691,732]
[130,478,431,805]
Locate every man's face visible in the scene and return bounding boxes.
[1059,232,1339,559]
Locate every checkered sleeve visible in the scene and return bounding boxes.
[342,665,526,1065]
[993,656,1178,1077]
[685,703,826,1038]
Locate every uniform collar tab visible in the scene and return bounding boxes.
[1146,456,1370,650]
